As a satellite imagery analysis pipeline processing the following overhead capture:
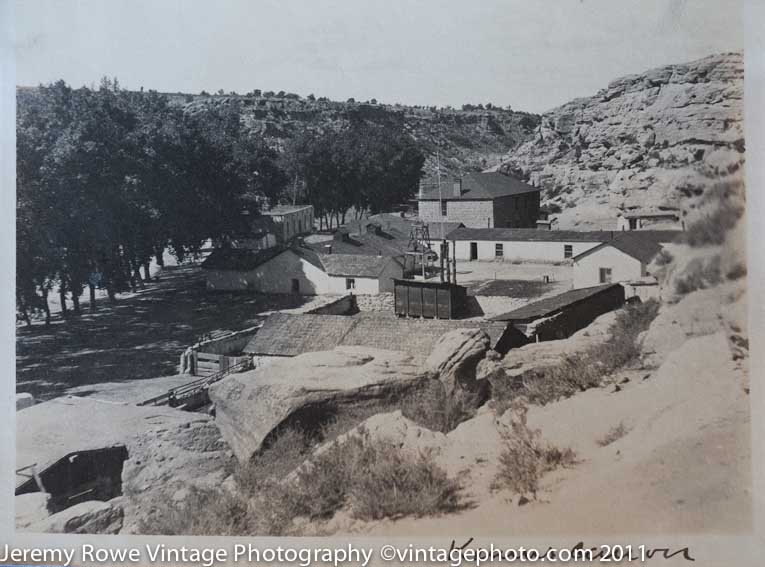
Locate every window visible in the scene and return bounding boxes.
[564,244,573,259]
[291,278,300,293]
[599,268,613,284]
[441,200,448,216]
[346,278,356,290]
[495,243,504,258]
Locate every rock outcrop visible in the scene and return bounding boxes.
[209,347,431,463]
[499,52,744,229]
[16,397,233,535]
[120,418,233,534]
[15,493,51,530]
[425,328,492,400]
[27,500,124,535]
[477,310,620,389]
[16,392,35,411]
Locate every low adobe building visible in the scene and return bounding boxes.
[418,172,540,229]
[201,246,404,294]
[447,227,613,262]
[261,204,314,242]
[491,283,626,342]
[447,227,680,264]
[616,207,682,231]
[571,232,664,290]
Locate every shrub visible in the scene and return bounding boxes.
[674,255,723,295]
[683,181,745,247]
[596,422,629,447]
[493,400,576,498]
[491,300,660,408]
[283,429,462,521]
[144,427,463,535]
[400,380,478,433]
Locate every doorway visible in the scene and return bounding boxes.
[470,242,478,261]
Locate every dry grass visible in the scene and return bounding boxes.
[674,255,723,295]
[491,299,660,408]
[142,426,463,535]
[400,379,478,433]
[596,422,629,447]
[493,400,576,499]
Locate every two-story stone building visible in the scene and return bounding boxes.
[417,172,540,229]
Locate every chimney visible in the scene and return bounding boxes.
[453,179,462,197]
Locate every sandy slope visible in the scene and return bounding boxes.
[357,326,750,537]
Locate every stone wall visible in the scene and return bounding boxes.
[305,294,357,315]
[355,293,395,312]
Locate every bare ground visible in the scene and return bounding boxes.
[16,265,314,401]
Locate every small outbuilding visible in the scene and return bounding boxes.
[572,233,663,289]
[491,283,626,342]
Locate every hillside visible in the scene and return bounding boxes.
[174,93,540,178]
[498,52,744,229]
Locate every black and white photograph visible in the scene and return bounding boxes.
[2,0,764,564]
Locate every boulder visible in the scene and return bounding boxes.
[27,500,123,534]
[209,347,430,463]
[16,392,35,411]
[15,492,50,530]
[425,328,491,398]
[120,418,232,534]
[478,310,620,390]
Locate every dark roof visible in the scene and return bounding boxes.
[446,227,614,243]
[306,231,409,258]
[491,284,621,322]
[245,312,508,360]
[425,222,465,240]
[447,227,683,245]
[572,232,663,264]
[263,204,313,215]
[623,210,680,219]
[320,254,402,278]
[245,313,357,356]
[201,246,284,271]
[419,172,540,201]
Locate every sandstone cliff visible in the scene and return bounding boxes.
[499,52,744,229]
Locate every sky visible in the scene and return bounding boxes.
[14,0,743,113]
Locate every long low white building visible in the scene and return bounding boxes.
[201,246,404,295]
[446,227,681,264]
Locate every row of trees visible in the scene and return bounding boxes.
[17,79,287,324]
[17,80,425,324]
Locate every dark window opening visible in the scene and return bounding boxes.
[441,200,447,216]
[599,267,613,283]
[495,243,504,258]
[291,278,300,293]
[346,278,356,290]
[564,244,573,259]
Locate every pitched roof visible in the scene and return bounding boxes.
[201,246,284,271]
[306,231,409,257]
[244,312,508,360]
[419,172,540,201]
[491,284,621,322]
[572,232,663,264]
[446,227,614,243]
[319,254,401,278]
[262,204,313,215]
